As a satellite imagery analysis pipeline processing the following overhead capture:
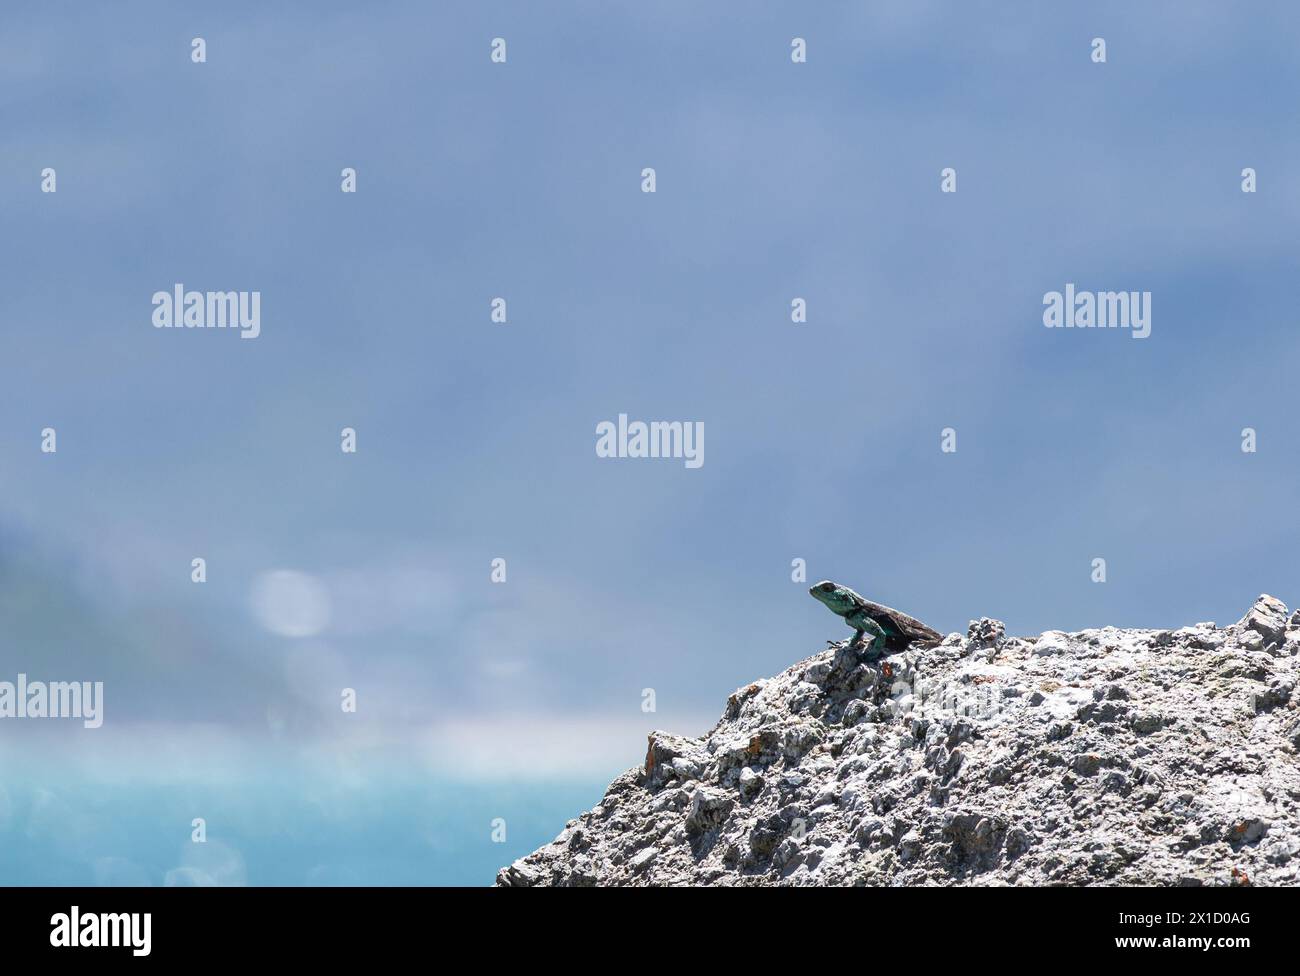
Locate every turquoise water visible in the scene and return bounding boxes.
[0,771,606,886]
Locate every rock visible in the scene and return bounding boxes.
[897,829,923,861]
[842,699,870,726]
[738,766,764,797]
[628,847,657,872]
[644,731,706,786]
[562,858,599,887]
[1253,677,1294,713]
[499,598,1300,886]
[773,837,804,870]
[945,814,1000,859]
[1175,625,1222,650]
[564,827,588,851]
[966,618,1006,649]
[670,756,703,780]
[1032,631,1070,656]
[685,787,734,834]
[749,814,786,856]
[1131,712,1163,734]
[1071,753,1103,776]
[1285,716,1300,750]
[496,861,541,887]
[726,681,765,718]
[1228,818,1270,845]
[1238,595,1289,645]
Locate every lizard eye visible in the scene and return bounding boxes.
[820,583,835,593]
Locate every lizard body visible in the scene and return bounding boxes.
[808,580,943,655]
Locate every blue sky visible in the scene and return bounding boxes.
[2,1,1299,884]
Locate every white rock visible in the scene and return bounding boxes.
[1033,631,1071,656]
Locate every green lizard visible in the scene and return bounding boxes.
[809,580,943,655]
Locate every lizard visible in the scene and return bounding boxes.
[808,580,943,655]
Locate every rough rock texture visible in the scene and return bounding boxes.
[497,596,1300,887]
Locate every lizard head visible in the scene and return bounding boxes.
[809,580,855,615]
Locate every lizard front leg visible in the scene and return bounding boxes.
[845,612,887,657]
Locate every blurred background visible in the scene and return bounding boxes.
[2,0,1298,884]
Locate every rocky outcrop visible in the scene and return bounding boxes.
[497,596,1300,886]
